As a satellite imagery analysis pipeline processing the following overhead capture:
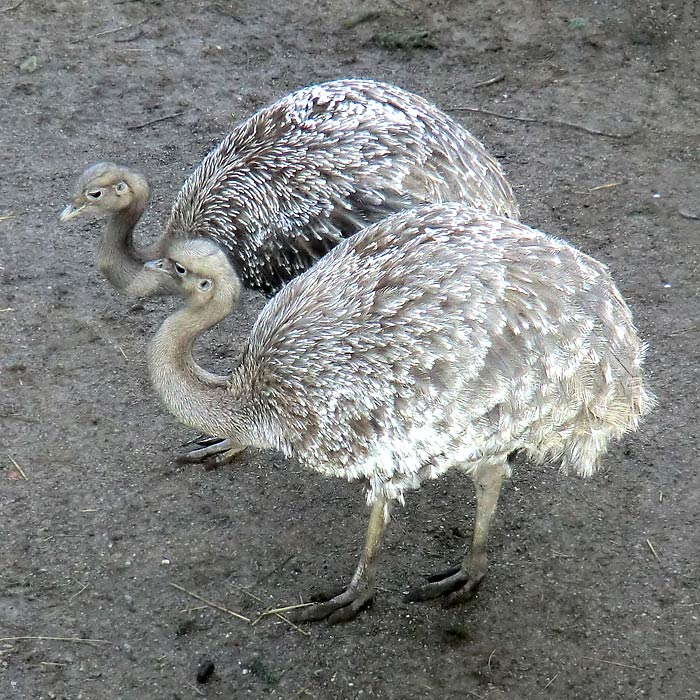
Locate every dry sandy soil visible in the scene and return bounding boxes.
[2,1,699,698]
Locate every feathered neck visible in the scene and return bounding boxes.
[147,291,249,442]
[96,175,177,297]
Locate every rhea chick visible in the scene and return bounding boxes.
[144,203,654,623]
[59,78,519,298]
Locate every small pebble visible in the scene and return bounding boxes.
[19,55,39,73]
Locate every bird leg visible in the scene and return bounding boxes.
[178,436,246,469]
[291,494,389,624]
[405,459,506,606]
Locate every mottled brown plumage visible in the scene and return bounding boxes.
[60,78,518,297]
[145,203,654,623]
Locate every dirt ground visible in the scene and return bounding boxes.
[1,1,699,698]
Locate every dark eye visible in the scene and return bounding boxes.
[174,262,187,276]
[86,190,102,200]
[198,279,212,292]
[115,181,128,194]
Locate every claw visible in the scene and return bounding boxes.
[308,585,348,603]
[180,433,227,448]
[441,580,483,607]
[289,585,374,624]
[426,564,462,583]
[405,567,482,603]
[177,437,245,469]
[327,592,373,624]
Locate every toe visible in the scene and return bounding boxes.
[327,592,373,624]
[427,564,463,583]
[288,586,373,623]
[405,570,470,602]
[309,585,349,603]
[441,579,483,607]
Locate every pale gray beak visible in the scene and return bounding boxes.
[144,259,176,278]
[59,202,85,222]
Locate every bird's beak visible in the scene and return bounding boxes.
[59,201,85,222]
[144,258,176,278]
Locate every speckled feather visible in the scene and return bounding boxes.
[151,204,654,506]
[165,79,519,293]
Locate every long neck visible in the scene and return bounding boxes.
[96,185,176,297]
[148,298,251,442]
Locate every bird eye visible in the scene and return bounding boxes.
[115,181,129,194]
[174,262,187,276]
[86,190,102,200]
[198,279,212,292]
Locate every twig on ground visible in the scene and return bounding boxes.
[448,105,637,139]
[466,690,487,700]
[587,181,626,192]
[544,673,559,689]
[127,110,190,131]
[69,581,90,603]
[646,538,660,562]
[487,647,497,674]
[0,308,15,312]
[253,610,309,636]
[0,414,38,423]
[0,213,15,221]
[582,655,645,670]
[170,582,251,623]
[386,0,413,12]
[472,74,505,89]
[74,17,148,42]
[0,0,24,11]
[240,588,310,636]
[7,455,28,481]
[679,209,699,220]
[0,636,109,645]
[179,605,208,613]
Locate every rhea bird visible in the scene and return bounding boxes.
[59,78,519,298]
[143,202,654,623]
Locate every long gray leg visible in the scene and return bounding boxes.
[291,493,390,624]
[405,459,507,605]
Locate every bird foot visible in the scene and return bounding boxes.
[405,565,483,607]
[177,436,245,469]
[288,584,374,624]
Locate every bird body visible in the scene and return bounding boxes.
[60,78,518,296]
[145,203,654,622]
[166,79,520,292]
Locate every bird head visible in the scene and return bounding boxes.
[144,238,241,308]
[59,162,148,222]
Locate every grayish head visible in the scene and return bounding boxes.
[59,162,149,222]
[144,238,242,310]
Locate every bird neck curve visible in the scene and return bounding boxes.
[148,292,245,441]
[96,177,171,296]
